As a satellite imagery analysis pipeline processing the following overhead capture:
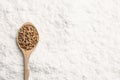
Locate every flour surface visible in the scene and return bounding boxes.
[0,0,120,80]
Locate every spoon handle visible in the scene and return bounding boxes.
[24,56,29,80]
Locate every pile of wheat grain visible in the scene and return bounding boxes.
[18,24,39,50]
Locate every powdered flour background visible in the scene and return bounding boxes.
[0,0,120,80]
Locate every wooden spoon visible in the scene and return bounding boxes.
[17,22,39,80]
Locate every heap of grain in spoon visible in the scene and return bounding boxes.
[18,23,39,50]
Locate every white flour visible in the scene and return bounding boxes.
[0,0,120,80]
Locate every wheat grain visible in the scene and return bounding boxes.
[18,24,39,50]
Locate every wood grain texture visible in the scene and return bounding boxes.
[24,56,30,80]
